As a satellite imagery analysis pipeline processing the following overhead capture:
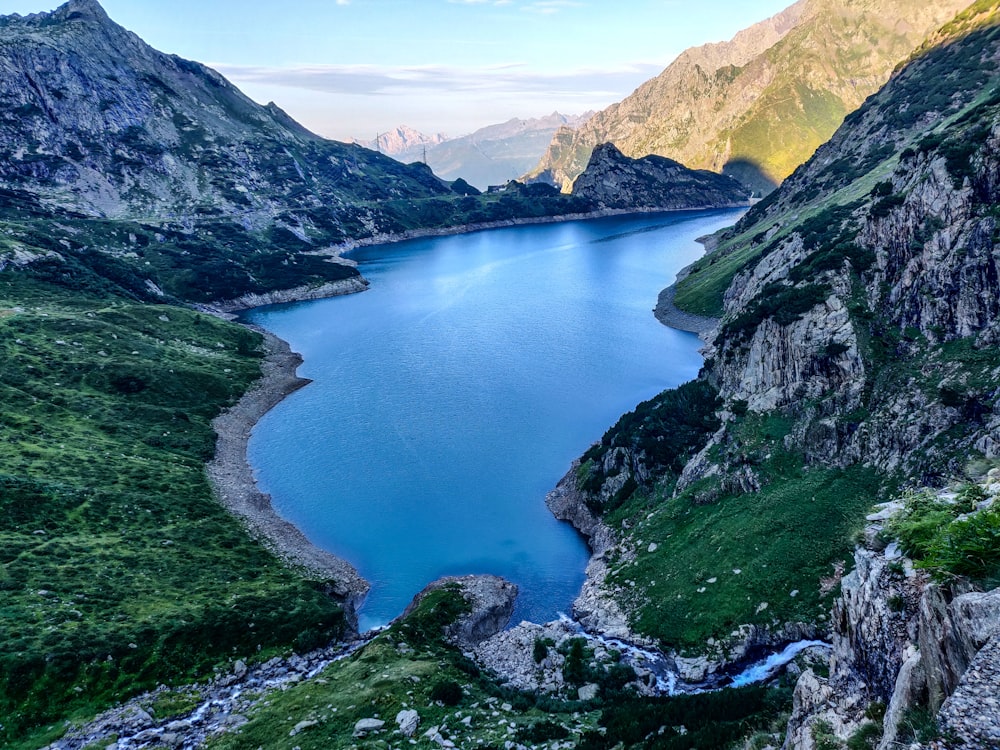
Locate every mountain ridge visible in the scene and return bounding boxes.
[384,112,594,189]
[528,0,973,195]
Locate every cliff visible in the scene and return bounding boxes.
[570,143,750,211]
[784,479,1000,749]
[553,0,1000,694]
[528,0,971,194]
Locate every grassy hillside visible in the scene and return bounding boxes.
[0,273,349,745]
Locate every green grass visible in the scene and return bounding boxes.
[0,275,347,744]
[889,485,1000,586]
[604,456,883,649]
[203,584,792,750]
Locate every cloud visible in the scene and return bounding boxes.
[212,60,662,100]
[522,0,584,14]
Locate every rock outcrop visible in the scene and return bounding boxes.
[401,575,518,648]
[784,479,1000,749]
[570,143,750,210]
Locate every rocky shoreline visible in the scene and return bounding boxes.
[652,232,723,340]
[213,276,370,314]
[206,330,370,620]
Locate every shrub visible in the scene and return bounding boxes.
[533,638,549,664]
[429,679,463,706]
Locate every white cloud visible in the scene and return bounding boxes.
[213,60,662,100]
[522,0,584,13]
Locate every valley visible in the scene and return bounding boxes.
[1,0,999,748]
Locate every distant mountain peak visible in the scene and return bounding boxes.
[360,125,447,156]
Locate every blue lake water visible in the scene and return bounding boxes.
[245,209,742,631]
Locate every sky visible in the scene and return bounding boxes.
[7,0,794,141]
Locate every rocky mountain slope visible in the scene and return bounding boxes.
[0,0,465,304]
[571,143,750,210]
[548,0,1000,738]
[528,0,972,195]
[387,112,593,190]
[784,479,1000,749]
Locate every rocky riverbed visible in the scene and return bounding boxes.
[43,638,370,750]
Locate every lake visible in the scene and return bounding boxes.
[245,209,741,631]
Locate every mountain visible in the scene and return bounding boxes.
[528,0,973,195]
[571,143,750,210]
[358,124,448,156]
[0,0,463,305]
[549,1,1000,744]
[390,112,592,190]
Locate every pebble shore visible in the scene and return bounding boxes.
[206,330,369,609]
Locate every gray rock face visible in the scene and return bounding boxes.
[0,2,449,221]
[471,619,574,693]
[545,461,614,554]
[571,143,749,211]
[937,633,1000,748]
[400,575,517,648]
[783,483,1000,749]
[395,708,420,737]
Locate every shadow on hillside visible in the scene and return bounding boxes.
[723,158,779,197]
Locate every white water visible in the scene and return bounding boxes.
[558,614,828,694]
[728,640,831,688]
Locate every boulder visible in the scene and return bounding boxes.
[353,717,385,737]
[396,708,420,737]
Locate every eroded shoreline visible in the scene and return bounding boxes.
[206,329,369,620]
[652,232,723,340]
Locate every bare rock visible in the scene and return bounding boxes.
[353,717,385,737]
[395,708,420,737]
[401,574,517,648]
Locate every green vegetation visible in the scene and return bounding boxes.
[0,183,596,307]
[200,584,791,750]
[0,274,346,744]
[674,19,1000,319]
[888,485,1000,585]
[721,282,830,340]
[604,454,883,648]
[574,685,792,750]
[579,380,722,511]
[204,585,593,749]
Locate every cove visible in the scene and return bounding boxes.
[245,209,743,632]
